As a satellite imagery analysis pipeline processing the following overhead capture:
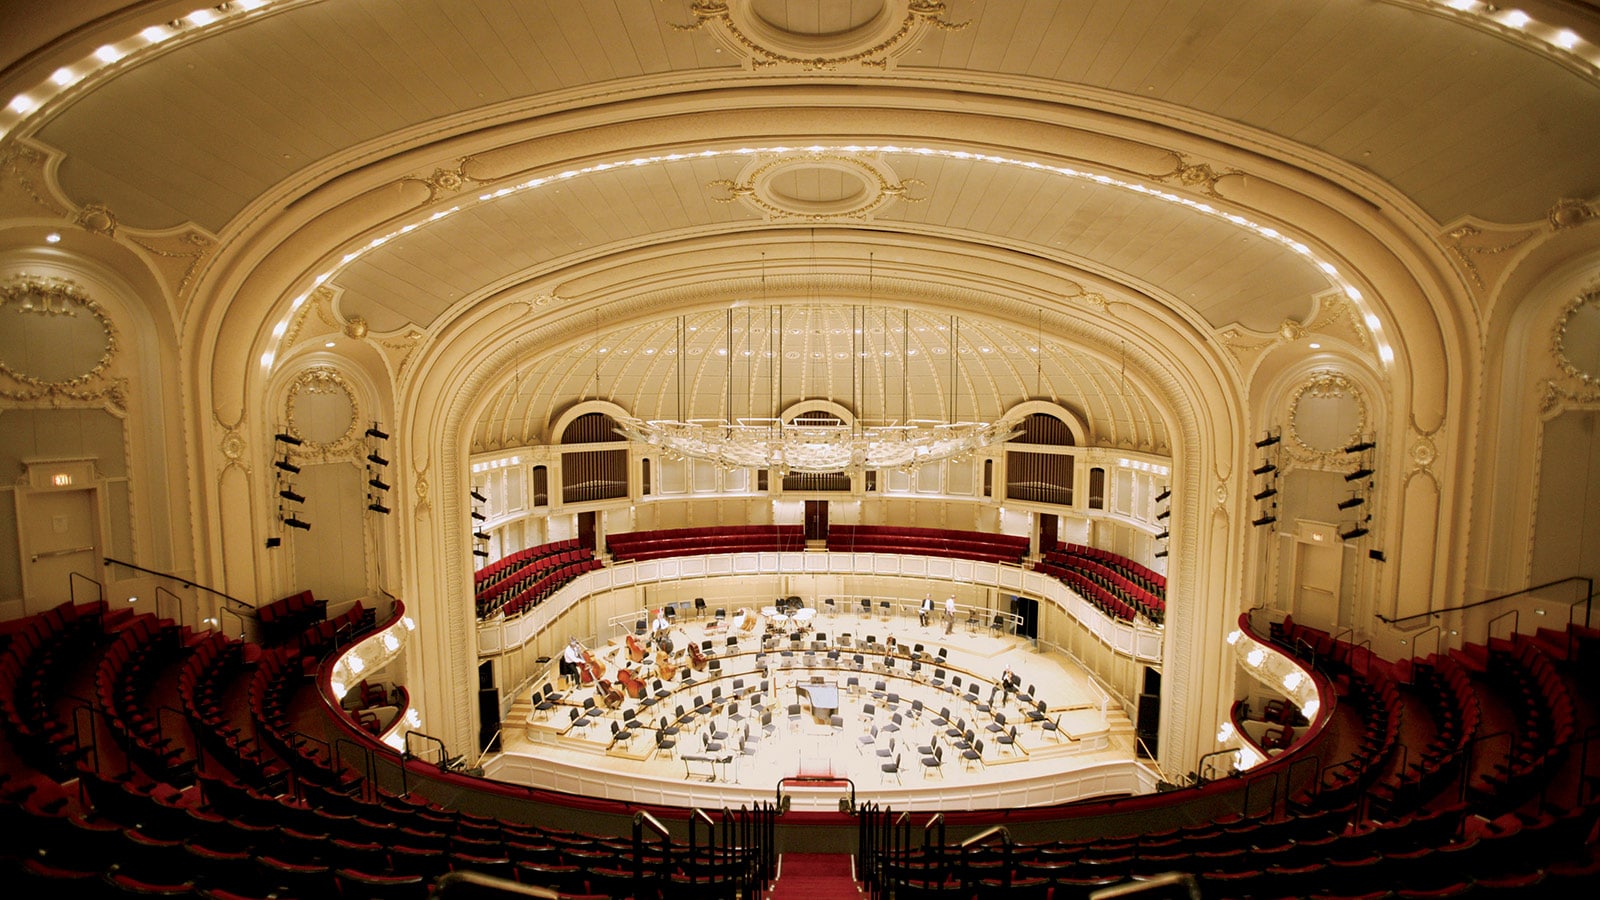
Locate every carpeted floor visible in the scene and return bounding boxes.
[768,852,862,899]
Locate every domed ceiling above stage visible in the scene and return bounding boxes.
[469,302,1171,454]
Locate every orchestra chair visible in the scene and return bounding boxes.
[693,598,706,619]
[881,753,902,784]
[962,738,985,771]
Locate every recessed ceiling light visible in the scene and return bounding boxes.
[324,341,336,348]
[1308,342,1321,349]
[44,232,61,244]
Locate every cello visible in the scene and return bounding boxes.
[595,678,623,708]
[656,649,677,681]
[626,633,648,663]
[687,641,707,672]
[617,667,647,699]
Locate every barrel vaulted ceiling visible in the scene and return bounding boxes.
[4,0,1600,451]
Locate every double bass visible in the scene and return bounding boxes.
[656,649,677,681]
[579,647,607,685]
[626,634,648,664]
[617,667,647,699]
[594,678,623,708]
[687,642,707,671]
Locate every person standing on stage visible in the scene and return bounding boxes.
[652,608,670,636]
[944,596,957,634]
[919,594,933,627]
[560,637,585,687]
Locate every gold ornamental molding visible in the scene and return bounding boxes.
[1540,286,1600,415]
[1285,370,1369,468]
[283,365,363,461]
[0,274,128,412]
[1147,154,1242,199]
[708,150,925,221]
[0,140,216,301]
[675,0,967,71]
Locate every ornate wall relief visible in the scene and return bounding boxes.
[1541,286,1600,413]
[0,275,127,410]
[1286,371,1367,467]
[675,0,966,70]
[283,366,362,460]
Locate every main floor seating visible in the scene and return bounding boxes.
[4,596,1596,898]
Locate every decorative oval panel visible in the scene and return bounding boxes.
[1288,371,1367,463]
[1555,287,1600,384]
[285,365,360,453]
[0,276,116,386]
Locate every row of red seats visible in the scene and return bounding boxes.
[94,613,195,785]
[0,600,112,774]
[473,537,581,586]
[1036,562,1142,623]
[499,558,604,617]
[1043,551,1166,621]
[256,589,326,646]
[606,525,805,561]
[826,525,1029,564]
[1378,653,1482,812]
[1055,542,1166,590]
[1473,635,1578,809]
[177,631,283,794]
[476,548,593,613]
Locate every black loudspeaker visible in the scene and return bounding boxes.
[1136,692,1161,758]
[477,687,501,753]
[478,660,495,691]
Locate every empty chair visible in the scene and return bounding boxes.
[997,725,1019,754]
[858,724,880,753]
[786,704,803,729]
[921,744,944,777]
[859,599,871,618]
[881,753,902,784]
[962,738,985,770]
[884,712,904,733]
[693,598,706,618]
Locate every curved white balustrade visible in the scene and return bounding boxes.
[477,551,1162,663]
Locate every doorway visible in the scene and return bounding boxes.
[804,500,829,542]
[1037,513,1058,554]
[17,486,104,614]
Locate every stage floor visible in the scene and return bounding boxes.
[488,607,1140,810]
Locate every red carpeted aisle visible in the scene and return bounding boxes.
[769,852,863,898]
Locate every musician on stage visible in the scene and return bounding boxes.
[652,608,670,636]
[944,596,957,634]
[919,594,933,627]
[560,637,585,688]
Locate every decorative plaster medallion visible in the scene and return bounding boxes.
[1548,197,1597,231]
[344,316,370,340]
[675,0,967,70]
[1553,287,1600,385]
[1409,435,1436,470]
[220,430,246,462]
[709,151,924,221]
[0,275,117,387]
[284,365,362,458]
[1149,155,1240,198]
[75,202,118,237]
[1286,370,1368,466]
[1278,319,1306,342]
